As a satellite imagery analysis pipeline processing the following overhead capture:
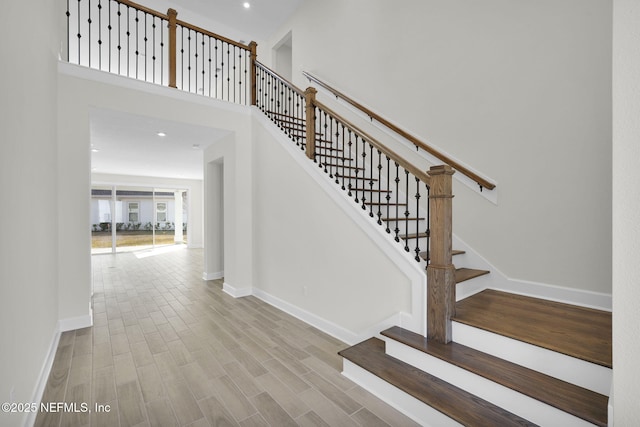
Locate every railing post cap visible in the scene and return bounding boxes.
[305,87,317,95]
[167,8,178,17]
[428,164,455,176]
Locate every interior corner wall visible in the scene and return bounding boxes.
[269,0,613,295]
[612,0,640,422]
[203,129,254,292]
[0,0,60,425]
[91,173,205,248]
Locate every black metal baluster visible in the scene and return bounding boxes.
[404,169,410,252]
[117,2,121,74]
[386,156,391,233]
[151,17,156,83]
[233,45,237,103]
[377,150,383,225]
[180,26,184,90]
[107,0,111,71]
[353,133,359,204]
[227,44,231,101]
[340,124,346,189]
[66,0,70,62]
[415,177,421,261]
[361,138,367,210]
[214,39,218,98]
[208,36,212,96]
[160,18,164,85]
[88,0,91,67]
[77,0,81,64]
[368,143,374,216]
[135,10,139,79]
[98,0,102,69]
[143,13,147,80]
[188,30,192,92]
[126,6,130,76]
[394,163,400,242]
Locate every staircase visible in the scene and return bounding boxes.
[340,289,612,426]
[257,64,612,427]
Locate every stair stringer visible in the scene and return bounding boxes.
[252,108,428,343]
[384,337,598,426]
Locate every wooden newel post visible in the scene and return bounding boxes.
[305,87,317,160]
[167,8,178,89]
[426,164,456,343]
[249,41,258,105]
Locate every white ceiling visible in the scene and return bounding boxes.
[91,0,304,181]
[171,0,304,41]
[90,108,230,180]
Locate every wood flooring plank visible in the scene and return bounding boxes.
[249,392,298,427]
[197,395,239,427]
[146,399,179,427]
[302,371,362,416]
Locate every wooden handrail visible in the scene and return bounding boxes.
[313,98,431,187]
[176,19,252,51]
[117,0,169,19]
[303,71,495,191]
[256,61,305,97]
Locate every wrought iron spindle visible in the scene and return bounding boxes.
[98,0,102,69]
[361,137,367,210]
[377,149,383,224]
[415,176,422,261]
[134,10,139,78]
[368,143,374,217]
[347,130,353,197]
[394,163,400,242]
[117,3,121,74]
[404,169,410,252]
[77,0,82,64]
[386,156,391,233]
[126,6,130,76]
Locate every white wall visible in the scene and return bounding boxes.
[91,173,204,247]
[268,0,612,295]
[612,0,640,422]
[0,1,60,425]
[251,114,415,336]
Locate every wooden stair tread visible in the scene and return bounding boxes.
[382,217,425,221]
[365,201,407,206]
[265,110,305,122]
[336,175,379,181]
[400,232,427,239]
[381,326,608,427]
[321,163,363,170]
[339,338,537,427]
[419,249,465,260]
[453,289,612,368]
[350,188,391,193]
[454,268,490,283]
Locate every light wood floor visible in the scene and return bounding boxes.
[35,248,419,427]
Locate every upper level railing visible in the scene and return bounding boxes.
[65,0,458,343]
[65,0,256,104]
[302,71,496,192]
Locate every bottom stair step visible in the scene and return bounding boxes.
[381,326,608,427]
[339,338,537,427]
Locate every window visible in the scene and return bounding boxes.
[156,202,167,222]
[128,202,139,222]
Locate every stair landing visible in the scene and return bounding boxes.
[452,289,612,367]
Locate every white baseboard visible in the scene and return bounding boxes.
[24,326,61,427]
[202,271,224,280]
[452,235,612,311]
[58,313,93,333]
[222,282,252,298]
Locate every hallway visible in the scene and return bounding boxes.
[35,248,418,426]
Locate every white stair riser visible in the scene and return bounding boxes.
[385,339,597,427]
[452,322,612,395]
[342,359,463,427]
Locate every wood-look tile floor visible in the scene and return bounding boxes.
[35,247,419,427]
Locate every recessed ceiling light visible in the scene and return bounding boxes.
[192,144,201,149]
[91,148,100,152]
[157,131,166,137]
[243,2,250,9]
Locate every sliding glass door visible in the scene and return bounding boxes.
[91,185,188,254]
